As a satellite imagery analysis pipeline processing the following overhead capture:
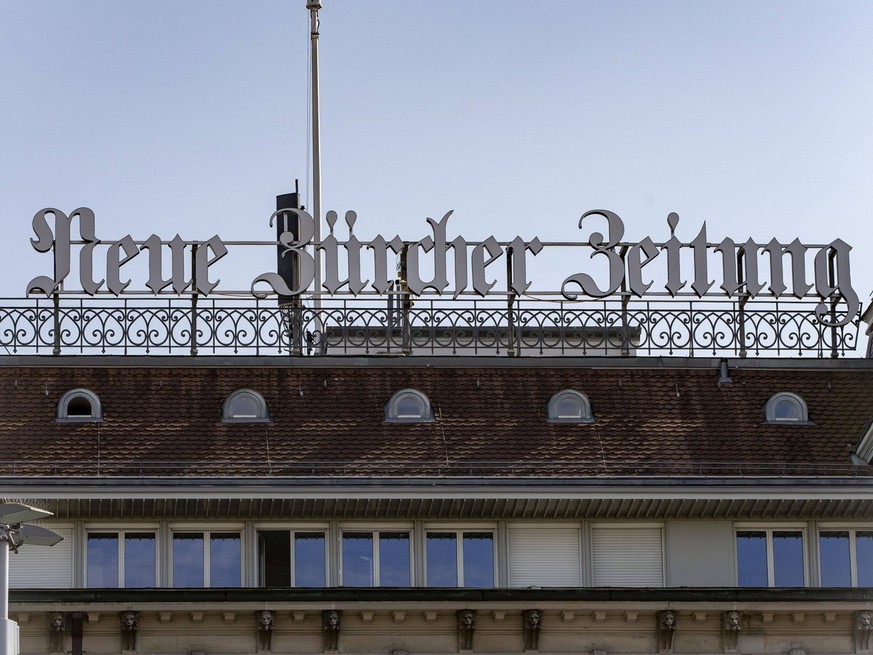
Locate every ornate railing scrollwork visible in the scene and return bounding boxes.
[0,296,860,358]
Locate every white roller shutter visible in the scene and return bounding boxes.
[9,527,74,588]
[592,526,663,587]
[509,525,581,587]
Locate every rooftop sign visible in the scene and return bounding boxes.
[26,206,859,327]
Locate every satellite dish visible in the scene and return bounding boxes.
[0,503,52,525]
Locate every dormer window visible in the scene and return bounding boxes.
[385,389,434,423]
[57,389,103,422]
[547,390,594,424]
[764,392,809,424]
[222,389,270,423]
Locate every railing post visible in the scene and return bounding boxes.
[828,249,839,359]
[620,294,630,357]
[401,291,412,356]
[190,244,199,356]
[737,297,747,358]
[52,290,61,356]
[506,250,516,357]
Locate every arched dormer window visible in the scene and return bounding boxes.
[57,388,103,422]
[547,389,594,424]
[764,392,809,424]
[385,389,434,423]
[222,389,270,423]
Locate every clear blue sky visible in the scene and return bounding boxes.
[2,1,872,298]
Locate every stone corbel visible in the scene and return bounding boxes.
[523,610,543,651]
[657,610,677,654]
[457,609,476,651]
[48,612,66,654]
[721,611,741,653]
[120,611,139,653]
[856,611,873,653]
[322,610,341,652]
[256,610,274,652]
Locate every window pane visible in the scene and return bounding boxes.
[773,531,804,586]
[295,533,326,587]
[556,396,582,419]
[124,533,156,588]
[463,533,494,587]
[426,533,458,586]
[819,531,851,586]
[87,533,118,587]
[857,532,873,587]
[773,399,799,420]
[173,534,204,587]
[230,395,258,418]
[68,396,93,417]
[737,531,768,586]
[343,533,374,586]
[379,533,411,587]
[210,533,241,587]
[396,396,423,418]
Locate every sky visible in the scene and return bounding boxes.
[2,1,873,302]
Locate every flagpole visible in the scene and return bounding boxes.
[307,0,323,313]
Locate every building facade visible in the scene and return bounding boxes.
[4,352,873,655]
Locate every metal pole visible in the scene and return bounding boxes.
[0,539,17,655]
[0,540,8,619]
[308,0,323,312]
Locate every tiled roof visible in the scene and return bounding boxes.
[1,359,872,478]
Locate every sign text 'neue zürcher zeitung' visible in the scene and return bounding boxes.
[25,207,859,326]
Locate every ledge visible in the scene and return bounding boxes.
[11,586,873,604]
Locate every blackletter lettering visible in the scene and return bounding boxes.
[562,210,625,299]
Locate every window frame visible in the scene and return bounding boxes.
[735,525,808,587]
[83,526,160,589]
[817,525,873,587]
[385,389,435,423]
[764,392,810,424]
[57,388,103,422]
[222,389,270,423]
[547,389,594,424]
[255,525,330,588]
[169,526,244,588]
[423,525,497,588]
[339,528,414,587]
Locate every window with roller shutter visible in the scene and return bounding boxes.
[508,524,582,587]
[9,526,74,589]
[591,525,664,587]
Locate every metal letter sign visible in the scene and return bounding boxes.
[26,206,859,327]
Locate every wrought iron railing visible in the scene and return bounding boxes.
[0,296,860,357]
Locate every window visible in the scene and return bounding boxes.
[87,531,157,588]
[385,389,434,423]
[172,531,241,587]
[9,526,74,589]
[736,529,805,586]
[764,392,809,424]
[819,529,873,587]
[509,524,581,587]
[591,525,663,587]
[57,388,102,422]
[425,530,494,587]
[222,389,269,422]
[547,389,594,423]
[341,531,411,586]
[257,529,327,587]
